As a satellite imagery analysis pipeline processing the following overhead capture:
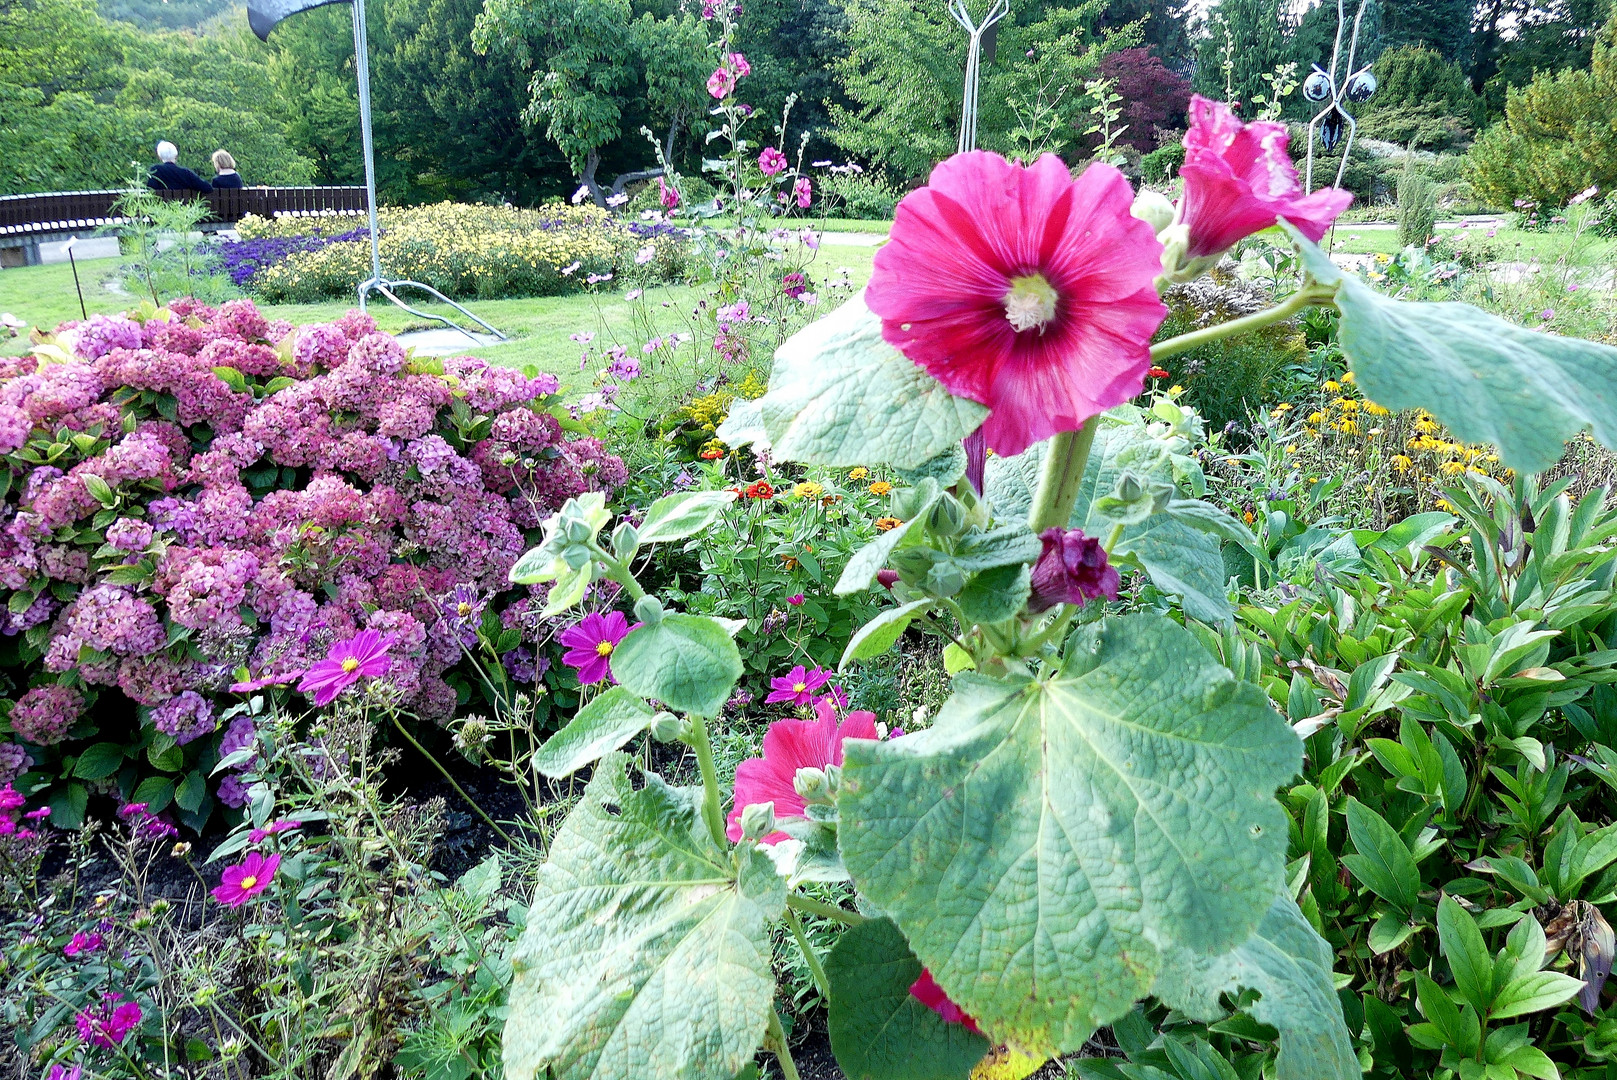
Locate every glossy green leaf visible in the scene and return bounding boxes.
[1490,970,1586,1019]
[840,599,932,671]
[1287,221,1617,474]
[826,917,989,1080]
[1438,895,1495,1015]
[1154,894,1357,1080]
[611,613,744,717]
[636,490,739,545]
[1341,798,1421,914]
[758,292,987,469]
[72,741,125,780]
[839,614,1301,1055]
[531,686,656,778]
[503,754,781,1080]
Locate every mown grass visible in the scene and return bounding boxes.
[0,243,879,383]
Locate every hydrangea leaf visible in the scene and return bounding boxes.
[841,599,934,671]
[1284,220,1617,474]
[838,614,1302,1057]
[1153,893,1357,1080]
[503,754,780,1080]
[826,916,990,1080]
[636,490,740,545]
[759,292,988,469]
[612,613,744,717]
[531,686,656,778]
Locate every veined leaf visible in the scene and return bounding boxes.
[839,614,1301,1056]
[503,754,781,1080]
[1341,798,1421,914]
[531,686,656,778]
[1154,893,1357,1080]
[636,490,739,545]
[612,614,743,718]
[758,292,987,469]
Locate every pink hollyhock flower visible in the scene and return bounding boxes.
[212,850,280,907]
[765,664,830,706]
[74,993,143,1048]
[727,51,750,77]
[63,931,103,957]
[658,177,680,211]
[559,611,636,685]
[866,151,1168,458]
[758,148,788,176]
[1178,95,1353,259]
[910,969,983,1035]
[727,699,879,842]
[1027,528,1121,613]
[296,630,392,706]
[793,177,812,208]
[707,67,735,99]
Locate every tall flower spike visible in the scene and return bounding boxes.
[866,151,1167,458]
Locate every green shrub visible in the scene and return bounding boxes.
[1140,142,1185,184]
[820,171,904,219]
[1397,158,1438,248]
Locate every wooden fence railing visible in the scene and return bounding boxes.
[0,186,368,239]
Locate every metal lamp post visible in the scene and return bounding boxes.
[248,0,503,341]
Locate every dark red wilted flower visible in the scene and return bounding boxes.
[1027,528,1121,613]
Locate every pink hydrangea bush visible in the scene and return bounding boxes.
[0,298,625,824]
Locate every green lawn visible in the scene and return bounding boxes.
[0,243,877,382]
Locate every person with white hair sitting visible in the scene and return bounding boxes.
[146,141,213,193]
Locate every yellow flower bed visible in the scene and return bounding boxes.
[237,202,687,303]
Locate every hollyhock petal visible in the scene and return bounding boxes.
[868,152,1166,458]
[910,969,983,1034]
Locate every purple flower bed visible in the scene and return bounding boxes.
[0,301,625,827]
[216,226,372,288]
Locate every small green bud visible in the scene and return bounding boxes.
[562,543,593,570]
[928,494,967,537]
[925,561,966,598]
[649,711,687,742]
[739,801,776,842]
[794,766,830,803]
[1130,189,1176,235]
[611,521,639,560]
[634,594,664,626]
[822,763,842,792]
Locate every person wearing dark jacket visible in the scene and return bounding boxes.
[146,141,212,193]
[210,149,243,189]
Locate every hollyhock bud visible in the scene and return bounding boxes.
[1130,189,1176,235]
[739,801,776,842]
[650,712,687,742]
[1026,528,1121,613]
[794,766,830,803]
[876,569,900,590]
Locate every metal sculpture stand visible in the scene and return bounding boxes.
[950,0,1010,154]
[347,0,503,342]
[1302,0,1378,193]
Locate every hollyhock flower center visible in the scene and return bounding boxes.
[1003,273,1059,334]
[595,640,614,657]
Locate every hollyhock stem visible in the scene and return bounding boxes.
[1104,521,1125,555]
[1028,418,1099,533]
[685,714,729,848]
[594,550,647,601]
[787,892,867,926]
[766,1008,802,1080]
[785,907,831,997]
[1150,280,1337,365]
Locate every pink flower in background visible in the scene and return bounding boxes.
[296,629,393,706]
[910,969,983,1035]
[249,819,302,844]
[1178,95,1353,258]
[786,593,805,606]
[727,700,879,842]
[74,993,143,1048]
[658,176,680,210]
[727,51,750,77]
[758,148,788,176]
[793,177,812,208]
[866,151,1167,458]
[765,664,830,706]
[63,932,103,957]
[707,67,735,99]
[212,850,280,907]
[559,611,637,685]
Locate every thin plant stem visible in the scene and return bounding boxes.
[388,713,514,845]
[765,1007,802,1080]
[686,714,729,849]
[1150,281,1336,364]
[787,892,866,926]
[785,906,831,998]
[1028,417,1099,533]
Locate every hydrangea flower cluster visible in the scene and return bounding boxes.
[1,299,626,811]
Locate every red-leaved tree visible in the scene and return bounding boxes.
[1100,47,1193,152]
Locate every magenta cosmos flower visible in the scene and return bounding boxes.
[212,850,280,907]
[758,147,788,176]
[727,701,879,842]
[866,151,1168,458]
[910,969,983,1035]
[75,993,143,1048]
[296,630,392,706]
[765,664,830,706]
[559,610,637,685]
[1178,95,1353,259]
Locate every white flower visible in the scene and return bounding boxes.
[626,289,643,300]
[571,185,591,205]
[635,245,656,264]
[606,192,630,207]
[560,261,582,276]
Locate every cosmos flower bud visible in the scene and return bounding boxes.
[1027,528,1121,613]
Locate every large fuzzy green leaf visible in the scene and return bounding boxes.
[758,292,987,469]
[503,754,782,1080]
[1153,894,1357,1080]
[611,613,743,718]
[826,917,989,1080]
[838,614,1302,1056]
[1285,221,1617,474]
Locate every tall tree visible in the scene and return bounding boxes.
[1193,0,1286,109]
